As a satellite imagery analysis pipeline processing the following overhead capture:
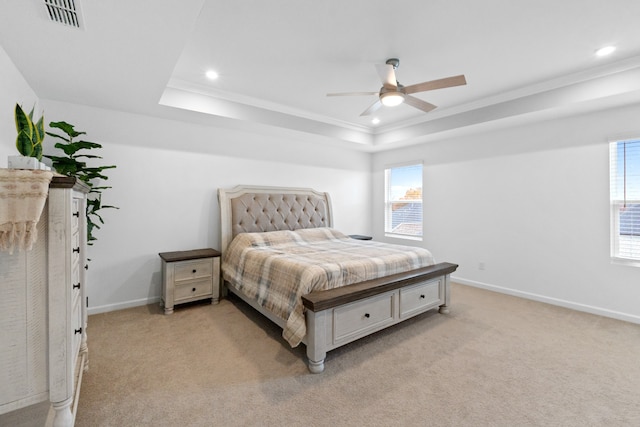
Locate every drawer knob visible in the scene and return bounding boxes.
[74,328,83,335]
[192,287,196,292]
[192,269,197,273]
[420,294,425,299]
[73,247,80,253]
[73,211,80,217]
[73,283,81,290]
[364,313,370,318]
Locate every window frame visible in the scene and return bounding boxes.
[609,138,640,267]
[384,162,424,241]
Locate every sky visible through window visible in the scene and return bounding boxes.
[613,140,640,200]
[389,165,422,200]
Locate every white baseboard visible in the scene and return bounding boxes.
[452,275,640,325]
[88,296,161,315]
[89,277,640,326]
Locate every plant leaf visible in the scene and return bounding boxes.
[49,121,86,138]
[16,131,33,156]
[53,141,103,156]
[34,116,45,144]
[74,154,103,159]
[15,104,33,137]
[45,131,70,143]
[32,144,43,161]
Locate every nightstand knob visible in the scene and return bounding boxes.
[192,269,197,273]
[364,313,370,318]
[192,287,196,292]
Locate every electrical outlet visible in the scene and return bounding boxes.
[478,262,486,270]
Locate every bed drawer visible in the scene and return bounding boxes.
[174,278,213,302]
[174,259,213,282]
[399,279,442,319]
[333,291,395,344]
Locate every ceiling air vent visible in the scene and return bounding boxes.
[43,0,83,29]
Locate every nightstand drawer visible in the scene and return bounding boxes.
[174,259,213,282]
[174,279,213,302]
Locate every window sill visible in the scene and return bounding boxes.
[384,233,423,242]
[611,257,640,268]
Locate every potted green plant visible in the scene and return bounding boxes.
[8,103,48,169]
[45,121,117,246]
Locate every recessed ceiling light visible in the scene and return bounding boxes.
[372,118,380,125]
[205,70,219,80]
[595,46,616,57]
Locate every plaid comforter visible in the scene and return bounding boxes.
[222,228,435,347]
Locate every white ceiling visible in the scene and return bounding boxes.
[2,0,640,152]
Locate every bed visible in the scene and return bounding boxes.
[218,185,458,373]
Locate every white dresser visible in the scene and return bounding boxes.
[0,176,89,427]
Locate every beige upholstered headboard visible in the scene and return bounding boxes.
[218,185,333,253]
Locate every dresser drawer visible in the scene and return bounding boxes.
[72,230,81,266]
[399,279,442,318]
[174,259,213,282]
[333,291,395,344]
[174,278,213,302]
[71,296,83,361]
[71,198,81,231]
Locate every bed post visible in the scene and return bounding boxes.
[305,309,327,373]
[438,274,451,314]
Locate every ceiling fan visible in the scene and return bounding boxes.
[327,58,467,116]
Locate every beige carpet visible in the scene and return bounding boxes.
[74,283,640,426]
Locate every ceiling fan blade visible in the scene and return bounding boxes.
[403,75,467,94]
[360,99,382,116]
[375,64,397,90]
[326,91,378,97]
[404,95,437,113]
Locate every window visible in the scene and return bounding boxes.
[384,163,423,239]
[610,139,640,263]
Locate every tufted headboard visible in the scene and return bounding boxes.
[218,185,333,253]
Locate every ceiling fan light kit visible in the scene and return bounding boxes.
[380,91,405,107]
[328,58,467,117]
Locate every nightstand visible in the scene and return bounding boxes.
[158,248,221,314]
[349,234,373,240]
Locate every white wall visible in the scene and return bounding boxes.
[0,45,39,164]
[373,104,640,323]
[39,101,372,313]
[5,43,639,323]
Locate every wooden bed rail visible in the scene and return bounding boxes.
[302,262,458,312]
